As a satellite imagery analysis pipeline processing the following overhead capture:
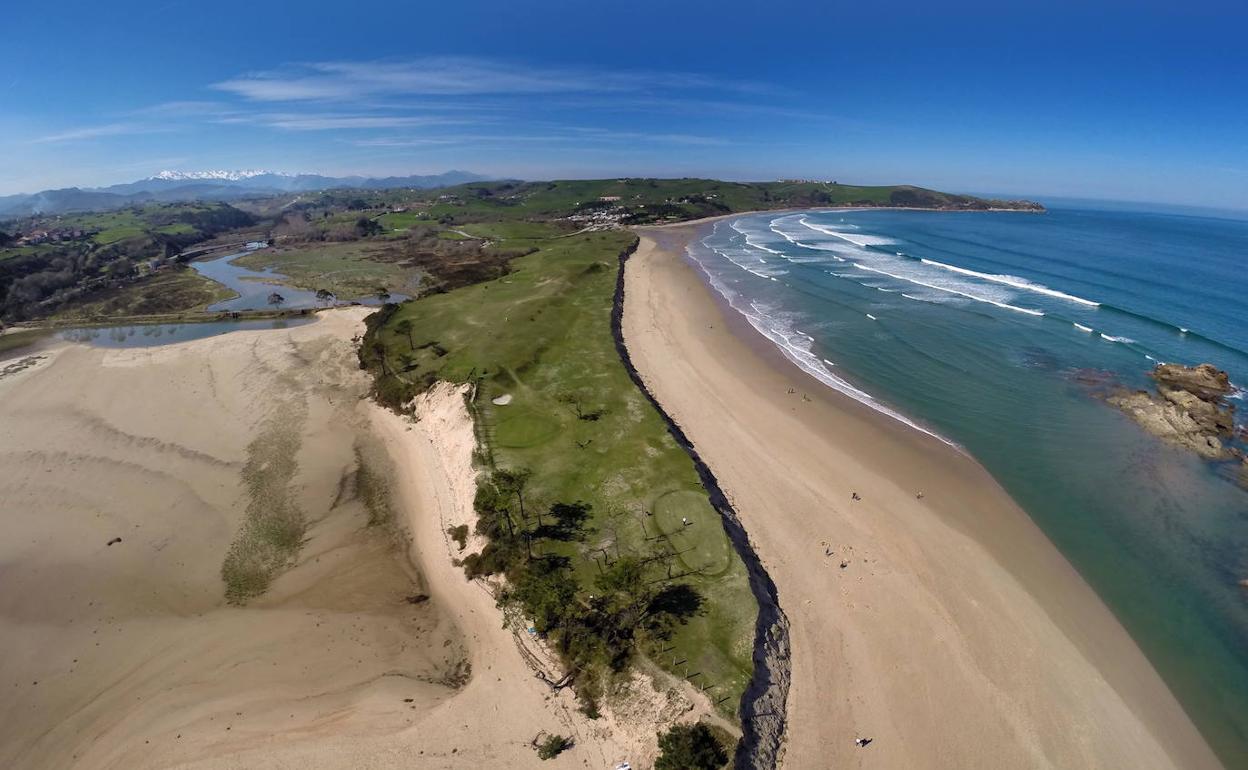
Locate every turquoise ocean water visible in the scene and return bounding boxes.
[692,203,1248,766]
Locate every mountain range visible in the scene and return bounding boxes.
[0,170,488,217]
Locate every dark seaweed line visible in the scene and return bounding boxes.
[611,235,792,770]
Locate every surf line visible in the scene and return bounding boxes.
[852,263,1045,316]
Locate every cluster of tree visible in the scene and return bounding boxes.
[0,203,256,320]
[356,216,384,237]
[462,470,704,696]
[619,202,705,225]
[166,204,256,233]
[621,202,698,223]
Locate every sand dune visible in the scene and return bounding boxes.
[0,310,692,769]
[0,311,464,769]
[623,227,1223,770]
[367,383,716,770]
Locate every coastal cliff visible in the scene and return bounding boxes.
[1107,363,1241,463]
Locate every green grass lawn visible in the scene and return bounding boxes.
[457,221,574,241]
[229,242,423,300]
[0,244,54,262]
[93,225,146,245]
[368,230,757,718]
[377,211,433,231]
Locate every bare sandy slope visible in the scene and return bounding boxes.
[623,228,1223,770]
[0,311,466,769]
[367,384,715,770]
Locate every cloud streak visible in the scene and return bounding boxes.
[29,122,164,144]
[223,113,468,131]
[213,56,765,102]
[350,127,731,150]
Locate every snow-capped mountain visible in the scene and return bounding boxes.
[0,170,489,216]
[150,170,284,182]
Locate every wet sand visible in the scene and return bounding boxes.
[621,224,1223,770]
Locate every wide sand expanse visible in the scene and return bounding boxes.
[623,226,1223,770]
[0,310,476,768]
[0,309,687,769]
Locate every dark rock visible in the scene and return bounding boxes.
[1105,363,1238,461]
[1151,363,1232,402]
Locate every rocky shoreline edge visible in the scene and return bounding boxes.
[611,237,792,770]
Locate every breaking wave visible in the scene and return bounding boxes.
[919,258,1101,307]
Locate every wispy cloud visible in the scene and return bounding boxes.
[246,113,466,131]
[213,57,765,102]
[351,129,730,150]
[29,122,164,144]
[137,102,472,132]
[133,100,238,118]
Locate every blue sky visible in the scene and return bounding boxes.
[2,0,1245,208]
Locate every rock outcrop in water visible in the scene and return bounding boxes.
[1107,363,1237,460]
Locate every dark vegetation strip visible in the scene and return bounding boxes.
[221,398,308,603]
[358,231,757,730]
[611,236,792,770]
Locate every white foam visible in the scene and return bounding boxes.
[730,219,785,255]
[852,263,1045,316]
[686,240,959,450]
[707,244,788,281]
[768,219,859,254]
[798,217,896,247]
[1099,333,1136,344]
[866,313,877,321]
[1073,322,1093,332]
[919,258,1100,307]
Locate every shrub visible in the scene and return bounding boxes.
[655,723,728,770]
[537,734,571,760]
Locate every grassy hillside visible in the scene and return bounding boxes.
[360,230,757,718]
[329,177,1043,227]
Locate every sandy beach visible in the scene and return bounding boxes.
[0,310,476,768]
[0,310,689,769]
[622,224,1224,769]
